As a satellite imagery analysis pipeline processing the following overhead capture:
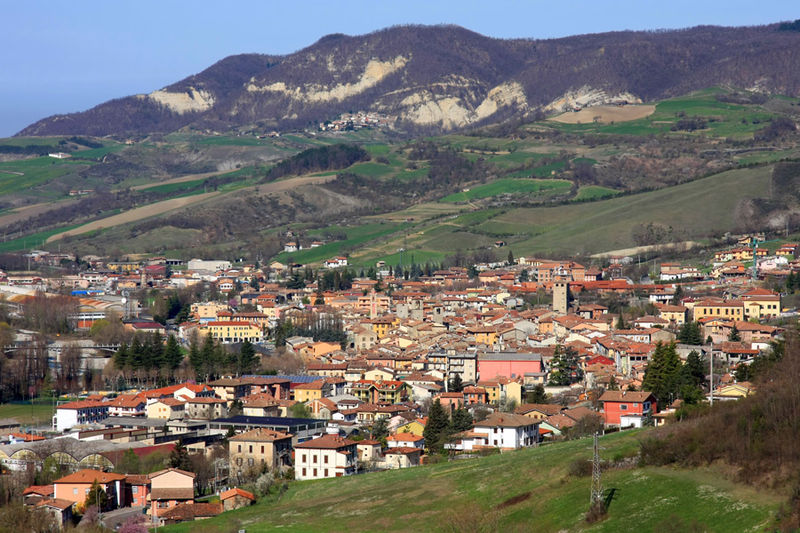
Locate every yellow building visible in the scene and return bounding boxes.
[370,316,396,339]
[741,289,781,320]
[396,419,426,437]
[201,321,263,343]
[467,326,498,345]
[293,381,331,403]
[656,304,688,325]
[692,299,744,321]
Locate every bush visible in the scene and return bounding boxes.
[568,458,593,477]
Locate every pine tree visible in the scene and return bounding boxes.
[238,340,258,376]
[671,285,684,305]
[423,400,450,453]
[113,343,130,370]
[507,250,514,265]
[728,323,741,342]
[164,335,183,370]
[607,375,619,391]
[188,336,202,374]
[450,407,473,433]
[642,342,682,405]
[526,384,547,403]
[616,313,626,330]
[169,439,193,471]
[449,374,463,392]
[680,350,706,388]
[85,479,107,510]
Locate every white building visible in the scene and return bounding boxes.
[54,400,109,432]
[473,412,539,450]
[294,434,357,480]
[386,433,424,449]
[187,259,232,272]
[323,257,348,269]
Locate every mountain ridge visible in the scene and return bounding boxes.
[18,22,800,137]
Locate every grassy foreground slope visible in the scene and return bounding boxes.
[162,430,779,533]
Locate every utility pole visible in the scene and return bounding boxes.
[590,432,604,509]
[709,352,714,406]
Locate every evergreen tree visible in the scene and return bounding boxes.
[728,323,741,342]
[450,406,473,433]
[188,335,202,374]
[671,285,684,305]
[507,250,514,265]
[519,269,529,282]
[733,363,752,382]
[642,342,682,406]
[448,374,464,392]
[238,340,258,376]
[113,343,130,370]
[423,400,450,453]
[85,479,107,510]
[169,439,192,471]
[371,416,389,440]
[525,384,547,403]
[164,335,183,370]
[680,350,706,388]
[616,313,626,330]
[548,346,582,386]
[607,375,619,391]
[199,333,216,380]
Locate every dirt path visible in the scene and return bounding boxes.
[591,241,700,258]
[46,173,338,243]
[46,192,222,242]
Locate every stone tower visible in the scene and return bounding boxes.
[553,281,569,314]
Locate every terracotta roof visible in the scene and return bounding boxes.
[475,412,538,428]
[125,474,150,486]
[150,488,194,500]
[56,400,107,410]
[37,498,74,511]
[54,469,125,485]
[598,390,655,403]
[220,487,255,501]
[229,428,292,443]
[384,447,422,455]
[23,485,53,496]
[387,432,424,442]
[294,434,356,450]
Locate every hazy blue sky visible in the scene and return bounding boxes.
[2,0,797,137]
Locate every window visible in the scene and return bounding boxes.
[133,486,138,494]
[324,469,329,477]
[73,488,78,495]
[302,468,307,476]
[324,455,328,464]
[261,445,265,454]
[313,455,317,463]
[302,454,307,463]
[238,445,241,452]
[620,404,628,410]
[248,458,254,466]
[313,469,317,477]
[249,445,253,453]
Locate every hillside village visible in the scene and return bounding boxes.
[0,231,795,529]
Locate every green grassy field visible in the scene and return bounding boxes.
[440,179,571,203]
[0,223,84,252]
[273,222,407,265]
[574,185,620,201]
[161,430,780,533]
[0,157,89,197]
[0,401,55,427]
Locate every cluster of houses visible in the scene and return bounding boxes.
[2,233,795,527]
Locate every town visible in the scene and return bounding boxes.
[0,231,795,530]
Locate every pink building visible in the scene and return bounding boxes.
[477,352,543,380]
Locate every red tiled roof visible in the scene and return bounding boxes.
[220,487,255,501]
[54,469,125,485]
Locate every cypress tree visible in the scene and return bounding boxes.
[423,400,450,453]
[164,334,183,370]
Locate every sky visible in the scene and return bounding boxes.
[1,0,798,137]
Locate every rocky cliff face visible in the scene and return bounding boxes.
[18,24,800,137]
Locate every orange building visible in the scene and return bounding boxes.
[53,469,126,510]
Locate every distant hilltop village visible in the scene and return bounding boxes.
[319,111,395,132]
